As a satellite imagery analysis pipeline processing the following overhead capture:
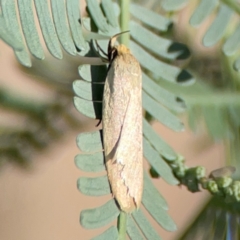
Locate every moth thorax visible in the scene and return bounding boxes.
[115,44,130,55]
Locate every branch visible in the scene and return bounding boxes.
[167,155,240,202]
[117,211,127,240]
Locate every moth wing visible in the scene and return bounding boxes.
[103,59,143,212]
[115,89,143,206]
[103,55,143,211]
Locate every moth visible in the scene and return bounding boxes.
[99,32,143,213]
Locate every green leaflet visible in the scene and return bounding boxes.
[161,0,188,11]
[51,0,76,55]
[130,41,194,84]
[86,0,109,33]
[34,0,62,59]
[132,209,162,240]
[223,24,240,56]
[1,0,31,66]
[142,72,185,112]
[91,226,118,240]
[18,0,44,59]
[76,131,102,153]
[78,65,93,82]
[143,138,179,185]
[73,80,94,100]
[73,80,104,101]
[73,96,102,119]
[142,191,177,232]
[143,171,169,211]
[127,215,145,240]
[130,21,190,61]
[143,91,184,132]
[143,118,177,161]
[101,0,119,28]
[130,3,171,31]
[77,175,110,196]
[80,199,120,229]
[66,0,89,53]
[234,57,240,72]
[190,0,218,27]
[0,16,22,51]
[203,4,233,47]
[75,152,105,172]
[78,65,108,84]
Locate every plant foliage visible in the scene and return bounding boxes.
[160,0,240,239]
[2,0,240,239]
[160,0,240,71]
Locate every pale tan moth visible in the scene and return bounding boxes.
[100,32,143,213]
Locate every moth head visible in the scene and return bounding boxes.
[108,31,130,61]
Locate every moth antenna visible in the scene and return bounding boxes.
[108,30,130,54]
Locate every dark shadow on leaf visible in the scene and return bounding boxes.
[149,166,160,178]
[99,129,104,151]
[167,22,174,31]
[168,42,191,60]
[83,41,107,119]
[177,69,193,83]
[86,7,99,32]
[176,96,186,108]
[90,65,106,119]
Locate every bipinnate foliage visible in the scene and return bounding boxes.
[161,0,240,72]
[2,0,240,239]
[160,0,240,239]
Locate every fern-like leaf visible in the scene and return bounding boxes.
[0,0,88,66]
[162,0,240,71]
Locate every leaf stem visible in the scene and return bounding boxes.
[167,155,240,202]
[222,0,240,15]
[118,211,127,240]
[119,0,130,46]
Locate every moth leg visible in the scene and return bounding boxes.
[93,41,109,63]
[101,57,109,63]
[96,119,102,127]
